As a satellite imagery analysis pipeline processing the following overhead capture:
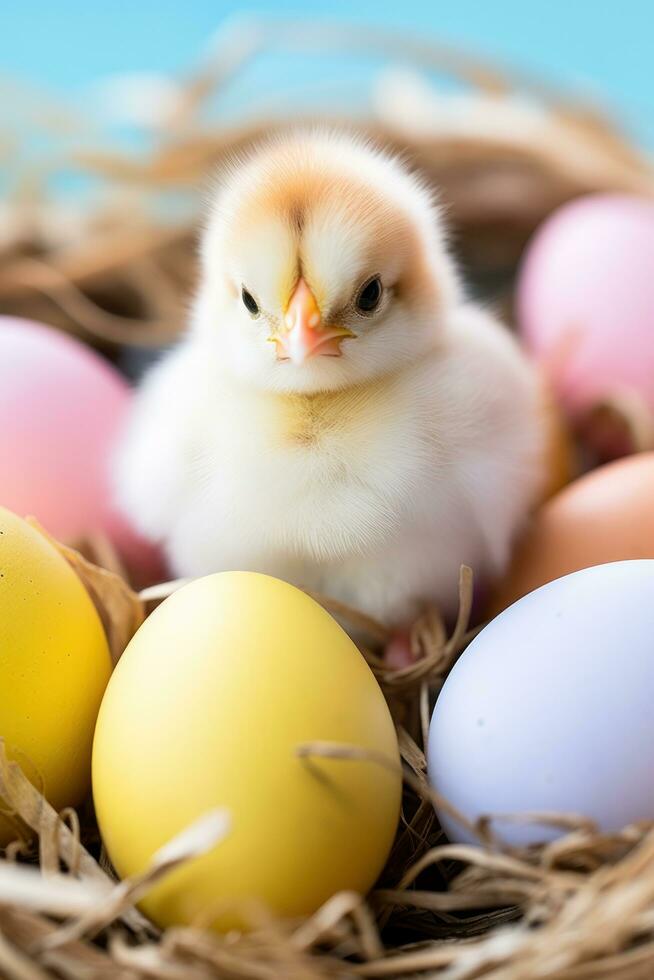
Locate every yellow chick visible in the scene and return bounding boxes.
[115,131,546,642]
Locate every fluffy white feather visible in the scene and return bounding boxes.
[115,131,547,625]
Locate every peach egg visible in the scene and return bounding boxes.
[489,452,654,615]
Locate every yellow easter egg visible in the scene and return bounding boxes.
[93,572,401,930]
[0,508,111,845]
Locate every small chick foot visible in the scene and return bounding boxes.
[383,628,415,671]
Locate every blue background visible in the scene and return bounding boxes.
[1,0,652,145]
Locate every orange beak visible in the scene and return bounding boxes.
[269,278,354,365]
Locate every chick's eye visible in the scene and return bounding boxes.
[355,276,383,314]
[241,287,260,317]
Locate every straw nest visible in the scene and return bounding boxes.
[2,19,654,979]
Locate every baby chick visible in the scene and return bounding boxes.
[115,131,546,637]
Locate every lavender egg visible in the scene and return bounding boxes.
[428,560,654,845]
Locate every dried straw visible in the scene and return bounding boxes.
[1,545,654,978]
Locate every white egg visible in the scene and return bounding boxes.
[428,560,654,845]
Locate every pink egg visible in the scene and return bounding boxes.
[0,316,164,583]
[517,194,654,414]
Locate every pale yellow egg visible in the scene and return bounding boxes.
[0,508,112,845]
[93,572,401,930]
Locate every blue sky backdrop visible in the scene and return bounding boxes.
[1,0,652,146]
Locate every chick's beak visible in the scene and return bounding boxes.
[270,278,353,365]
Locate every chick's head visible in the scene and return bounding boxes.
[195,131,461,393]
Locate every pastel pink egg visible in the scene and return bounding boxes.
[0,316,163,583]
[517,194,654,414]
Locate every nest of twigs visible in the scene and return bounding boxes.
[3,546,654,980]
[2,18,654,979]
